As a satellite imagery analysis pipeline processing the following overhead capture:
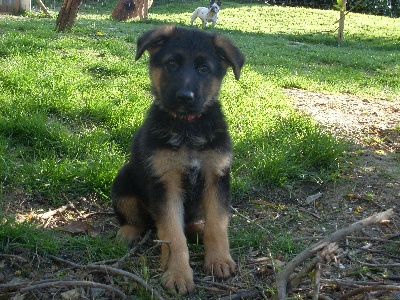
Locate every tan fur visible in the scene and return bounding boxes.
[117,224,143,243]
[201,154,235,277]
[214,35,243,80]
[114,196,144,228]
[205,77,223,106]
[150,148,234,278]
[150,68,163,105]
[149,149,195,293]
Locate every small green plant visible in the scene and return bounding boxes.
[334,0,346,11]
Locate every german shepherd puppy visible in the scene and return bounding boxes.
[111,25,245,295]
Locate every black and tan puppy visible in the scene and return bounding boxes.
[111,25,245,295]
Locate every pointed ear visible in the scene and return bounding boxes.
[209,0,215,6]
[135,25,176,61]
[213,35,245,80]
[217,1,222,7]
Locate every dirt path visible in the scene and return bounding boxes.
[285,88,400,211]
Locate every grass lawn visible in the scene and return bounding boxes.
[0,1,399,298]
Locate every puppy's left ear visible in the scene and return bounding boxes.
[214,35,245,80]
[135,25,176,61]
[217,1,222,7]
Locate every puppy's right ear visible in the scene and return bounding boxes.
[135,25,176,61]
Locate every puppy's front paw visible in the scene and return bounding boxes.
[204,255,236,279]
[162,265,195,295]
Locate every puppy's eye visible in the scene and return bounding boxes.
[198,65,210,74]
[166,61,178,70]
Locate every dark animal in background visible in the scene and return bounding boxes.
[191,0,222,28]
[111,0,153,21]
[111,25,245,294]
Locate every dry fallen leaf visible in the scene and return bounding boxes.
[59,220,98,236]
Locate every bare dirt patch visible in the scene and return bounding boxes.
[285,88,400,212]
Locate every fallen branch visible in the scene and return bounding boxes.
[19,280,126,298]
[358,261,400,268]
[273,209,394,300]
[312,262,321,300]
[0,254,28,262]
[340,284,400,300]
[0,279,126,298]
[48,255,164,300]
[220,290,261,300]
[293,235,400,244]
[320,278,388,287]
[36,202,74,219]
[286,242,338,293]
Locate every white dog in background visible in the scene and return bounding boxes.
[190,1,221,28]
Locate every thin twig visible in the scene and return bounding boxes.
[230,205,267,231]
[0,254,28,262]
[19,280,127,298]
[0,279,126,298]
[312,262,321,300]
[298,207,323,220]
[81,211,115,219]
[194,278,238,292]
[220,290,261,300]
[293,235,400,244]
[113,230,152,268]
[48,255,164,300]
[358,261,400,268]
[340,285,400,300]
[36,202,74,219]
[320,278,387,287]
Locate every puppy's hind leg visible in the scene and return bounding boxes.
[114,195,148,245]
[112,166,152,246]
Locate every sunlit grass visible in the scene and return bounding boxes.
[0,2,398,297]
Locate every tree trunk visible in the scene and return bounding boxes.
[55,0,82,32]
[143,0,148,20]
[338,0,347,43]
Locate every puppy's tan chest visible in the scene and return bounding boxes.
[149,148,231,182]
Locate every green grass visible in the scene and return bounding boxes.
[0,1,399,295]
[0,217,126,262]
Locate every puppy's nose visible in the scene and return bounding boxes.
[177,90,195,103]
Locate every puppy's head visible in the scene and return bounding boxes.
[210,0,222,9]
[209,3,220,13]
[136,25,244,119]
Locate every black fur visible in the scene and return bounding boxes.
[111,25,244,295]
